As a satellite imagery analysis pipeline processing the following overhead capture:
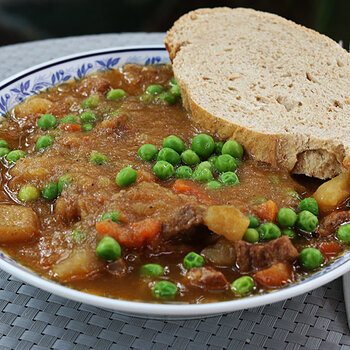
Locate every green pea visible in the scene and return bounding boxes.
[60,115,78,124]
[0,147,9,157]
[58,174,73,194]
[298,198,319,216]
[106,89,127,100]
[296,210,319,232]
[82,123,93,131]
[181,149,200,166]
[101,211,119,223]
[222,140,244,159]
[215,154,237,172]
[153,281,178,299]
[259,222,281,241]
[80,111,97,123]
[175,166,192,179]
[231,276,255,295]
[169,77,177,86]
[169,85,181,98]
[191,134,215,159]
[37,114,58,129]
[208,155,218,167]
[277,208,297,228]
[146,85,164,95]
[196,161,212,171]
[205,180,222,190]
[81,96,100,109]
[337,224,350,243]
[90,150,109,165]
[140,264,164,277]
[139,93,154,103]
[282,228,296,239]
[192,167,214,182]
[96,236,121,260]
[157,147,180,165]
[18,184,40,202]
[153,161,174,180]
[183,252,205,269]
[157,92,177,105]
[0,140,9,148]
[36,136,53,151]
[116,167,137,187]
[163,135,185,154]
[138,144,158,161]
[243,228,260,243]
[42,182,58,201]
[219,171,239,186]
[249,215,260,228]
[299,247,323,269]
[215,142,224,154]
[6,150,26,163]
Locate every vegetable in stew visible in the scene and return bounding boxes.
[0,64,349,304]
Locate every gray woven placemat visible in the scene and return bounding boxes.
[0,33,349,350]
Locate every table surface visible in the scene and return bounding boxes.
[0,33,349,350]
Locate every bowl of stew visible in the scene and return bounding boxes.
[0,45,350,319]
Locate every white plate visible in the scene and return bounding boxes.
[0,45,349,319]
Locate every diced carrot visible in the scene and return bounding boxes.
[319,241,341,258]
[256,200,278,222]
[173,179,215,205]
[96,218,161,248]
[136,169,156,183]
[253,262,293,288]
[60,123,82,132]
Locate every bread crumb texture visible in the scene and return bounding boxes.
[165,7,350,179]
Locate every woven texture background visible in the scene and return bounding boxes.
[0,33,349,350]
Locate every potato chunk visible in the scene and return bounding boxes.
[313,172,350,212]
[15,97,53,116]
[0,205,39,243]
[203,205,249,241]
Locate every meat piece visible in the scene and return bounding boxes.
[235,236,299,272]
[77,75,111,95]
[111,182,206,239]
[162,204,204,239]
[107,258,128,277]
[0,205,39,243]
[185,267,228,290]
[253,262,293,288]
[96,114,130,135]
[317,211,350,236]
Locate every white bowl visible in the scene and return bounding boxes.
[0,45,349,319]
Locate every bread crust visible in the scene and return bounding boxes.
[165,7,350,179]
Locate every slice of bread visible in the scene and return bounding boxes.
[165,7,350,179]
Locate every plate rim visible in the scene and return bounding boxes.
[0,44,349,318]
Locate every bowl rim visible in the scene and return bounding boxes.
[0,44,349,318]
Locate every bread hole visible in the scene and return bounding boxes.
[298,102,303,107]
[306,72,318,83]
[236,96,241,100]
[333,100,343,109]
[337,59,344,67]
[276,95,299,112]
[288,83,293,88]
[224,48,233,52]
[228,86,237,92]
[202,77,211,81]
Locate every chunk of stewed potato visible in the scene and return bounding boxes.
[203,205,250,241]
[52,249,104,281]
[0,205,39,243]
[313,172,350,212]
[15,97,52,116]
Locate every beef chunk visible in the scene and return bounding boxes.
[77,75,111,95]
[185,267,228,290]
[317,211,350,236]
[235,236,299,272]
[96,114,130,135]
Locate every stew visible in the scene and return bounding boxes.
[0,63,349,303]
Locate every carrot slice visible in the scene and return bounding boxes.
[256,200,278,222]
[173,179,214,205]
[253,262,293,288]
[60,123,82,132]
[96,218,161,248]
[319,241,341,258]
